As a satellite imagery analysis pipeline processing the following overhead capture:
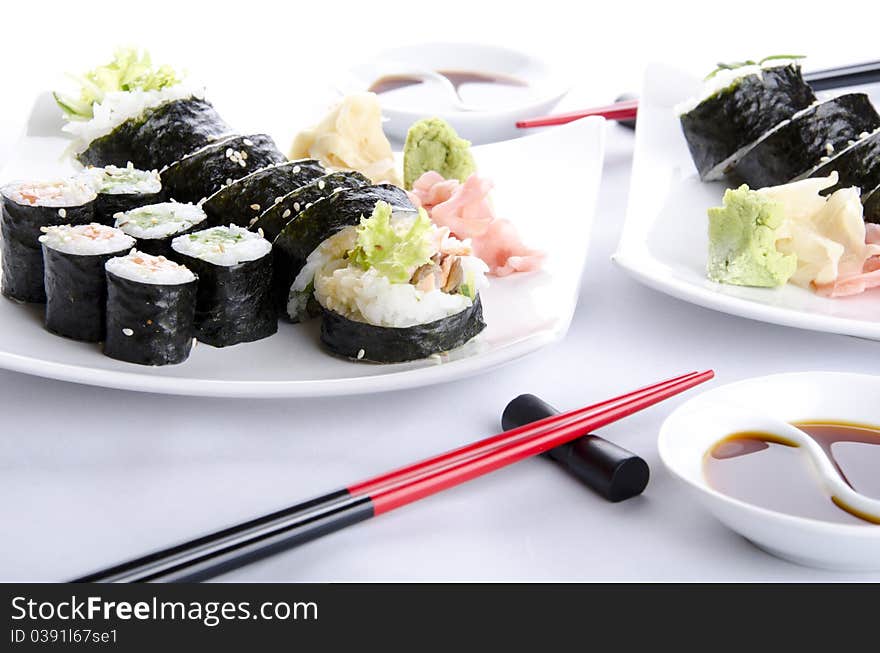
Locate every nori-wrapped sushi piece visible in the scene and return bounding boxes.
[1,180,96,303]
[114,201,207,259]
[806,128,880,196]
[679,63,816,181]
[40,225,135,342]
[78,98,232,171]
[320,296,486,363]
[200,159,325,227]
[733,94,880,188]
[270,184,414,312]
[83,165,165,225]
[104,252,198,365]
[160,134,286,204]
[863,185,880,224]
[250,171,370,242]
[171,226,276,347]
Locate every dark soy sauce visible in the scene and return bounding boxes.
[703,422,880,525]
[369,70,528,100]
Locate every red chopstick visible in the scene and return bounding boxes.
[517,99,638,129]
[74,370,714,582]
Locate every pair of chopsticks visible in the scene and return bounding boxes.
[74,370,713,583]
[517,60,880,129]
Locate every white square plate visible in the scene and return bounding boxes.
[614,63,880,341]
[0,101,604,397]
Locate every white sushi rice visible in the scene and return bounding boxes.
[675,59,801,116]
[39,223,134,256]
[81,163,162,195]
[171,224,271,266]
[105,249,196,285]
[115,202,206,239]
[1,178,96,207]
[63,83,202,148]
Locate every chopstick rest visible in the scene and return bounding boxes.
[502,394,649,502]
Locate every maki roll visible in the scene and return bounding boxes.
[104,250,198,366]
[733,94,880,188]
[806,128,880,196]
[678,61,816,180]
[863,185,880,224]
[160,134,286,204]
[293,201,488,362]
[200,159,325,227]
[250,171,370,242]
[82,164,163,225]
[39,224,135,342]
[271,184,413,313]
[114,201,207,258]
[171,226,276,347]
[1,179,96,302]
[78,97,232,172]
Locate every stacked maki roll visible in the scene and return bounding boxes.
[82,164,164,225]
[39,224,135,341]
[290,200,488,362]
[171,225,276,347]
[1,179,96,302]
[114,201,207,258]
[104,251,198,365]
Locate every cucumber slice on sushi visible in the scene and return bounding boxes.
[295,201,488,362]
[733,94,880,188]
[250,171,370,242]
[77,97,232,172]
[39,224,135,342]
[171,225,276,347]
[1,178,97,303]
[160,134,286,204]
[104,251,199,366]
[82,164,164,225]
[678,61,816,181]
[200,159,325,227]
[271,184,414,314]
[114,201,207,259]
[805,128,880,196]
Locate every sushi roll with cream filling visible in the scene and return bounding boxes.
[104,250,198,365]
[291,201,488,362]
[171,225,276,347]
[39,224,135,341]
[677,60,816,180]
[1,178,96,302]
[114,201,207,258]
[82,163,163,225]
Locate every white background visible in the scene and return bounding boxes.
[2,0,880,581]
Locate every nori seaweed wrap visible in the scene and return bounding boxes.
[250,171,370,242]
[679,63,816,180]
[171,226,276,347]
[160,134,286,204]
[1,179,96,303]
[104,252,198,366]
[863,185,880,224]
[320,297,486,363]
[77,98,232,171]
[39,224,135,342]
[806,129,880,197]
[733,94,880,188]
[270,184,414,312]
[200,159,325,227]
[83,164,164,225]
[114,201,207,259]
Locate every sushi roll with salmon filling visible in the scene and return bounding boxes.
[171,225,276,347]
[39,224,135,341]
[292,201,488,362]
[104,251,198,365]
[1,178,96,303]
[114,201,207,259]
[82,164,163,225]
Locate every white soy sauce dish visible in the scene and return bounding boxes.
[659,372,880,571]
[337,43,570,144]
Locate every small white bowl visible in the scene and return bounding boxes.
[659,372,880,571]
[337,42,569,144]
